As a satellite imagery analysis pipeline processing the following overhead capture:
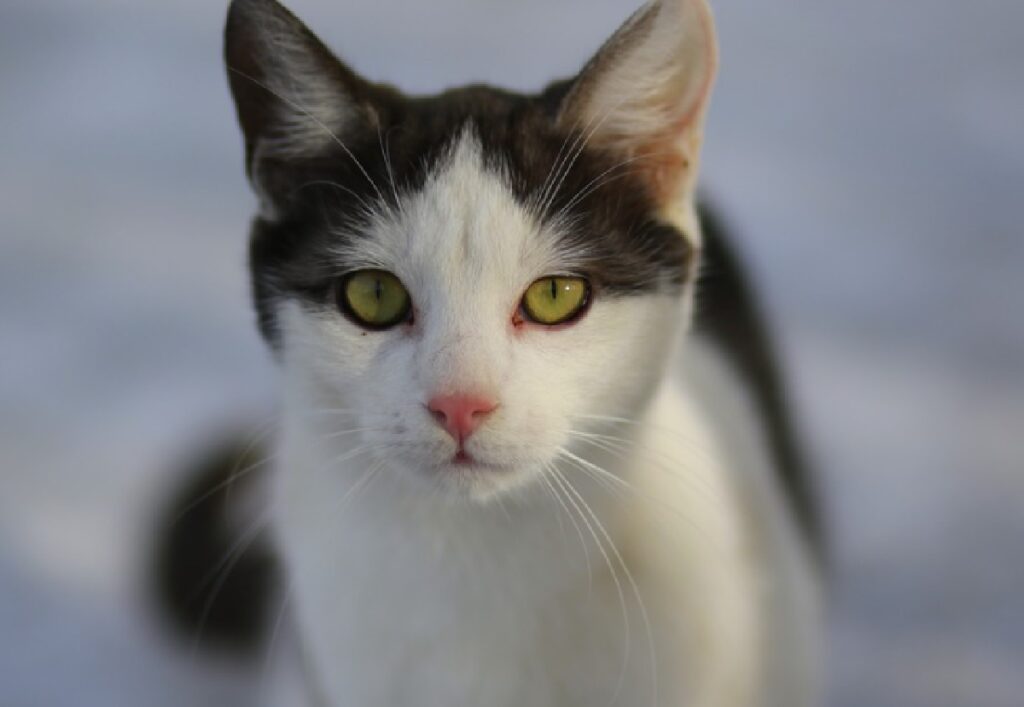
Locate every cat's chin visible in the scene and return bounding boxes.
[423,458,540,503]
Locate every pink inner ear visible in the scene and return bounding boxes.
[616,113,700,206]
[636,132,694,206]
[635,7,718,204]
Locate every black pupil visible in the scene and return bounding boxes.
[550,279,557,299]
[374,278,382,301]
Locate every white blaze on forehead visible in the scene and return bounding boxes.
[398,127,562,289]
[341,128,573,312]
[333,127,568,392]
[406,130,538,278]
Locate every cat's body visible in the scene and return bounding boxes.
[161,0,823,704]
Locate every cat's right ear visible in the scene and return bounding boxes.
[224,0,376,198]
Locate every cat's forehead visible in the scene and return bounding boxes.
[343,127,573,293]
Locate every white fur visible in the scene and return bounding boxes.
[264,128,820,706]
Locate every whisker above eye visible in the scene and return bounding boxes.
[378,123,404,220]
[291,180,379,220]
[534,88,639,223]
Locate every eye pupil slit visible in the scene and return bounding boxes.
[338,270,411,330]
[520,276,590,326]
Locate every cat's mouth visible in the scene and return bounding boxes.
[431,451,531,501]
[440,449,516,477]
[447,452,508,472]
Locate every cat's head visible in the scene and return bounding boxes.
[225,0,717,499]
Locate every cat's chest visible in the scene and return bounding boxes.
[287,534,676,707]
[274,460,684,707]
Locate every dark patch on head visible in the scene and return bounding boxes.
[242,80,693,346]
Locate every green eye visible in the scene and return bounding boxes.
[521,276,591,326]
[339,270,412,329]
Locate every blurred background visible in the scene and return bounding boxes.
[1,0,1022,705]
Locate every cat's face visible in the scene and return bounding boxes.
[226,0,717,499]
[275,128,688,498]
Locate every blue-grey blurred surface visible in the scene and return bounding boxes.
[1,1,1022,705]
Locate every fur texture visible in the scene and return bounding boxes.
[214,0,823,704]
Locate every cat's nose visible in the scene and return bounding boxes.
[426,394,498,442]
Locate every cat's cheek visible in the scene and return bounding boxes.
[500,325,598,449]
[567,296,683,416]
[278,302,398,391]
[502,387,576,461]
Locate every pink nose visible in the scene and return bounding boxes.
[426,393,497,442]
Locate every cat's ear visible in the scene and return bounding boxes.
[558,0,717,209]
[224,0,376,183]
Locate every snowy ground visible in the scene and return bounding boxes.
[2,1,1022,705]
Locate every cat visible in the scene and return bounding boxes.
[158,0,824,705]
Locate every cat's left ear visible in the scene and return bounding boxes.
[558,0,717,213]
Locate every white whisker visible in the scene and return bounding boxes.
[540,464,593,591]
[550,468,632,705]
[555,469,659,707]
[536,88,638,222]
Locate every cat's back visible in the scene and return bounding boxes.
[691,204,821,558]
